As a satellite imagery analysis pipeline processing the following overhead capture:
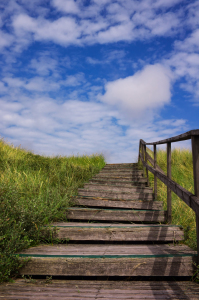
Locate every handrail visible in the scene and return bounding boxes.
[138,130,199,264]
[141,129,199,145]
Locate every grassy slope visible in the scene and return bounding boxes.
[0,139,106,282]
[147,148,196,250]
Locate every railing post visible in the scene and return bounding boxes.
[191,135,199,265]
[144,144,149,186]
[142,143,145,177]
[138,140,141,164]
[167,142,172,224]
[154,145,157,200]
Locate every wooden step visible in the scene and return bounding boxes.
[18,244,196,277]
[67,208,166,222]
[94,174,144,179]
[106,163,137,167]
[83,183,153,193]
[78,189,154,200]
[2,279,199,300]
[103,166,139,171]
[74,196,162,210]
[99,170,143,175]
[89,178,147,186]
[48,222,184,242]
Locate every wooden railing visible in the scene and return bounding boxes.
[138,129,199,263]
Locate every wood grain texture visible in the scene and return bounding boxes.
[18,256,196,277]
[89,179,147,186]
[167,142,172,224]
[83,184,153,193]
[153,144,157,200]
[78,189,154,200]
[92,176,147,182]
[141,129,199,145]
[192,135,199,265]
[74,197,163,210]
[19,243,195,256]
[49,224,184,241]
[67,208,166,222]
[1,280,199,300]
[99,170,143,175]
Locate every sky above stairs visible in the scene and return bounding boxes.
[0,0,199,162]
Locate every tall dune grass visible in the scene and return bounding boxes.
[147,148,196,250]
[0,139,106,282]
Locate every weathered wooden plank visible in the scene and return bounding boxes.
[142,129,199,145]
[18,256,196,277]
[74,197,163,210]
[19,244,195,256]
[167,142,172,224]
[89,179,147,186]
[98,171,143,176]
[78,189,154,200]
[92,176,147,182]
[153,145,157,200]
[144,144,149,186]
[2,280,199,300]
[103,166,138,170]
[83,184,153,193]
[67,208,166,222]
[105,163,137,167]
[2,279,199,289]
[192,135,199,265]
[49,224,184,241]
[50,222,181,228]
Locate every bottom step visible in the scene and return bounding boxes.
[18,244,196,277]
[1,280,199,300]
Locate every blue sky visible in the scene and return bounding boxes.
[0,0,199,162]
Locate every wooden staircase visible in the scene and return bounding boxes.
[18,163,197,277]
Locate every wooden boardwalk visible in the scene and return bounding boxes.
[1,163,199,298]
[1,279,199,299]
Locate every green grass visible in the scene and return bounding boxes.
[146,147,196,250]
[0,139,106,282]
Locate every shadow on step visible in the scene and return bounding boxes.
[21,275,192,281]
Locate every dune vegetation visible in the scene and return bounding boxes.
[0,139,106,282]
[146,148,196,250]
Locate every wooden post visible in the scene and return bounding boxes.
[144,144,149,186]
[167,142,172,224]
[154,145,157,200]
[142,143,145,177]
[138,140,141,165]
[191,135,199,265]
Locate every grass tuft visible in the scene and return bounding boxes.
[0,139,106,282]
[147,148,196,250]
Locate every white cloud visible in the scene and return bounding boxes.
[100,64,172,118]
[175,29,199,52]
[52,0,80,14]
[0,30,13,49]
[144,12,180,36]
[0,0,186,51]
[0,93,187,162]
[29,56,59,76]
[61,73,85,87]
[163,28,199,100]
[3,76,60,92]
[86,57,101,65]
